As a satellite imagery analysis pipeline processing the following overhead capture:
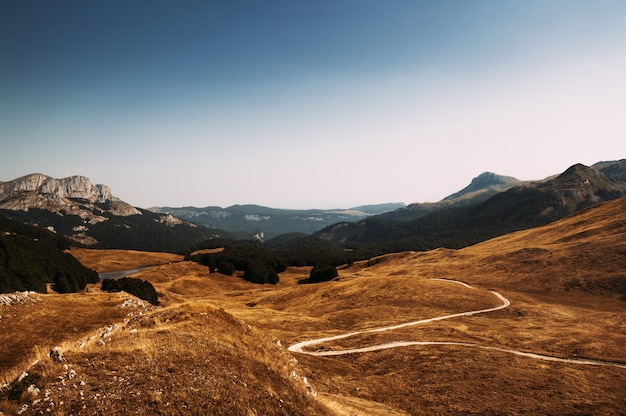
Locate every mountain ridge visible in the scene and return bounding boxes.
[0,174,220,251]
[0,173,114,203]
[313,161,626,251]
[3,159,625,251]
[372,171,527,223]
[148,203,406,240]
[0,173,140,218]
[443,171,524,201]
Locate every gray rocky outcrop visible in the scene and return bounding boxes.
[0,173,140,219]
[0,174,113,203]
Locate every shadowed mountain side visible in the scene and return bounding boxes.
[355,196,626,299]
[313,163,626,252]
[593,158,626,182]
[348,172,525,224]
[0,217,99,293]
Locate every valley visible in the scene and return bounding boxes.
[4,0,626,412]
[2,197,625,414]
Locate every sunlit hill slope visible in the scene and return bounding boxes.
[1,197,625,415]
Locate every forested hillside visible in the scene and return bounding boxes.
[0,217,99,293]
[0,207,224,253]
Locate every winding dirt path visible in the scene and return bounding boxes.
[288,279,626,369]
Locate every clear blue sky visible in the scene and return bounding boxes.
[1,1,625,209]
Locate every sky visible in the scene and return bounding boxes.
[1,1,625,209]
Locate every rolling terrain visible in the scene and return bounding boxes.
[2,196,625,414]
[148,203,405,240]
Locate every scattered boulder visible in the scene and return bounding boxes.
[49,347,65,363]
[25,384,40,397]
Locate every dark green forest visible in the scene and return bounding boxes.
[0,205,223,254]
[187,239,285,284]
[188,236,357,284]
[101,277,159,305]
[0,217,99,293]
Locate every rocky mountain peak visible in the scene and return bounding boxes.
[557,163,601,181]
[443,172,522,201]
[0,173,115,204]
[469,172,510,187]
[0,174,141,245]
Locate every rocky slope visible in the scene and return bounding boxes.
[0,174,140,221]
[593,158,626,182]
[0,174,219,251]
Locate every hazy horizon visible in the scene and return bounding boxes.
[2,1,625,209]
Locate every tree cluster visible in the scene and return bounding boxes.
[0,216,98,293]
[189,239,284,284]
[1,205,224,254]
[101,277,159,305]
[306,264,338,284]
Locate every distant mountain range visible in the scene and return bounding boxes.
[312,160,626,252]
[148,203,406,240]
[1,159,624,255]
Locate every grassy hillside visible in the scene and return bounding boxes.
[2,197,626,414]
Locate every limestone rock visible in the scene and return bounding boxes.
[0,174,141,246]
[0,174,111,203]
[0,173,140,216]
[49,347,65,363]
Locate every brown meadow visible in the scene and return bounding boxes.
[2,198,626,415]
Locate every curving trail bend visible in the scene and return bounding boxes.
[288,279,626,369]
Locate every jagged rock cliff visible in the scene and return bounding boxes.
[0,173,219,250]
[0,174,140,219]
[0,173,112,202]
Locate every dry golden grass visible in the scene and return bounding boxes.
[0,290,132,383]
[68,248,184,272]
[2,197,626,415]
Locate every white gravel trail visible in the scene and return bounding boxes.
[288,279,626,369]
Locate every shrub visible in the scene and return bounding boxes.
[101,277,159,305]
[217,261,236,276]
[243,263,279,285]
[53,272,73,293]
[308,264,338,283]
